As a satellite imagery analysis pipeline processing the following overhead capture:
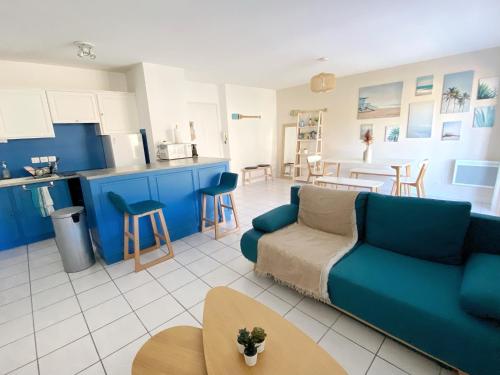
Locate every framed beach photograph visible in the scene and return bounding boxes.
[384,126,400,142]
[477,77,498,100]
[441,121,461,141]
[415,75,433,96]
[440,70,474,113]
[473,106,496,128]
[359,124,373,139]
[357,81,403,119]
[407,101,434,138]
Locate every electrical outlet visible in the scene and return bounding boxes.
[48,156,56,162]
[31,157,41,164]
[40,156,49,163]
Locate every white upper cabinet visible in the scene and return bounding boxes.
[96,92,140,134]
[0,89,54,139]
[46,90,100,124]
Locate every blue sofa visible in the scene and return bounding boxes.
[241,186,500,375]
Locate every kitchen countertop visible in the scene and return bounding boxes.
[0,158,230,188]
[77,157,230,180]
[0,174,77,188]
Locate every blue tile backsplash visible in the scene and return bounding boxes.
[0,124,107,178]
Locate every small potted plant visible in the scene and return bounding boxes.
[236,328,250,354]
[243,340,258,366]
[251,327,267,353]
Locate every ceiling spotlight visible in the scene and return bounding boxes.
[317,57,329,62]
[74,41,96,60]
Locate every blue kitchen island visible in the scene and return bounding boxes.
[79,157,230,264]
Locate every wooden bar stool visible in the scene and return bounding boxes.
[108,192,174,272]
[200,172,239,239]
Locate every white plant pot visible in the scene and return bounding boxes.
[236,342,245,354]
[244,353,258,367]
[256,339,266,353]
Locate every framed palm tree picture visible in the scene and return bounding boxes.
[440,70,474,113]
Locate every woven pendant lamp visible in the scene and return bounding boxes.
[310,72,336,93]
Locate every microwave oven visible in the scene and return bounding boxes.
[157,143,193,160]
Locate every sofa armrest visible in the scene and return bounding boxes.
[252,204,298,233]
[465,213,500,256]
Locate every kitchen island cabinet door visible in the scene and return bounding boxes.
[12,180,72,244]
[0,188,23,251]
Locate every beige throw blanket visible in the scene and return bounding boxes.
[255,185,359,301]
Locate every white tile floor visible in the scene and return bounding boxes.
[0,178,461,375]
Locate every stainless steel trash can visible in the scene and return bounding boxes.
[51,206,95,273]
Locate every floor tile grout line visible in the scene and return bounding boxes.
[67,274,109,375]
[99,264,153,341]
[25,244,41,375]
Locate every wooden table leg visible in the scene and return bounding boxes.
[392,166,401,196]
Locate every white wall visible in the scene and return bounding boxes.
[0,60,127,91]
[277,47,500,204]
[224,84,277,176]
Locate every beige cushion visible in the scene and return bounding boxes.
[298,185,358,236]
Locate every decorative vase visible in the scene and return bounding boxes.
[256,339,266,353]
[236,342,245,354]
[244,353,258,367]
[363,144,373,163]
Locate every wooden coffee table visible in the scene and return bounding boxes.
[133,287,346,375]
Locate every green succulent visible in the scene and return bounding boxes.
[237,328,251,345]
[251,327,267,343]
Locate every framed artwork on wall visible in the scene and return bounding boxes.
[384,126,400,142]
[415,75,433,96]
[477,77,498,100]
[407,101,434,138]
[359,124,373,139]
[441,121,461,141]
[473,106,496,128]
[440,70,474,113]
[357,81,403,119]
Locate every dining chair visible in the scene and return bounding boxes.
[391,159,429,198]
[306,155,331,184]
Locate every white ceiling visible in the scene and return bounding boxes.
[1,0,500,89]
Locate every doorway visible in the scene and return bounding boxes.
[187,102,224,158]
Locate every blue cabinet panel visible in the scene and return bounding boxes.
[0,180,72,250]
[0,188,23,249]
[155,169,198,239]
[12,180,72,244]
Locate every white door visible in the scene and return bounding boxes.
[46,90,100,124]
[96,92,140,134]
[187,102,223,157]
[0,89,54,139]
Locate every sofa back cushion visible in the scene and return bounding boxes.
[365,194,471,265]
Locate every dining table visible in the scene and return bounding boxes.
[322,158,413,196]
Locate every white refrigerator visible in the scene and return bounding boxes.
[102,134,146,168]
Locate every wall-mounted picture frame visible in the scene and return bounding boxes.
[357,82,404,119]
[440,70,474,113]
[473,106,496,128]
[441,121,461,141]
[384,126,400,142]
[407,101,434,138]
[415,75,433,96]
[477,77,498,100]
[359,124,373,140]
